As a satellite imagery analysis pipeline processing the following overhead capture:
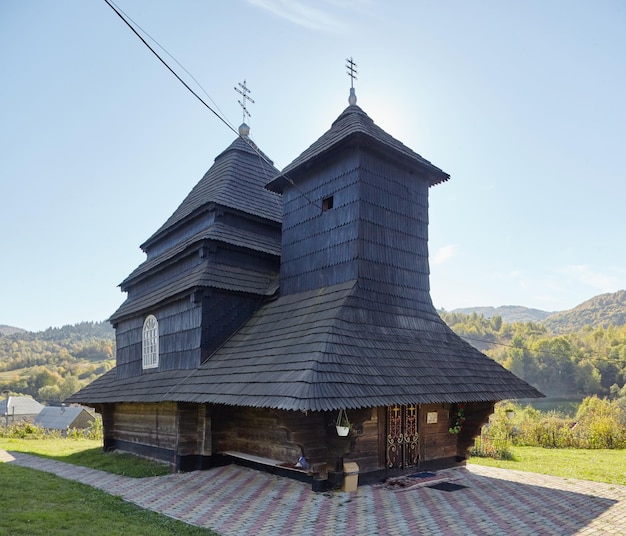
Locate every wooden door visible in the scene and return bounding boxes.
[386,404,419,468]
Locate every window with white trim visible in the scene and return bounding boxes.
[142,315,159,369]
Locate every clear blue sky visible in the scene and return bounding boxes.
[1,0,625,332]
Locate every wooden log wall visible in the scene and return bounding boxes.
[101,404,116,451]
[211,405,383,476]
[212,406,321,465]
[176,403,211,457]
[340,407,381,473]
[419,404,458,462]
[113,402,178,453]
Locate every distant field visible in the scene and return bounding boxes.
[0,368,26,381]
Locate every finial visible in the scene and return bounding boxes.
[346,57,358,105]
[234,79,255,136]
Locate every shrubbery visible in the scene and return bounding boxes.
[471,396,626,458]
[0,417,103,440]
[0,421,58,439]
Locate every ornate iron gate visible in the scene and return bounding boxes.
[386,404,419,468]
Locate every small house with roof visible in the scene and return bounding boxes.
[34,405,95,433]
[68,80,541,486]
[1,395,44,425]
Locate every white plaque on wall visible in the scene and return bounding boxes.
[427,411,438,424]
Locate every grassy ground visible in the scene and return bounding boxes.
[0,438,172,477]
[0,438,219,535]
[0,463,218,536]
[469,445,626,485]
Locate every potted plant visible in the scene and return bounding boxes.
[335,409,351,436]
[448,403,466,434]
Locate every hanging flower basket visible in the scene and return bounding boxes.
[335,409,351,436]
[448,403,466,434]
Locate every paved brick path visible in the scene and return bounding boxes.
[3,449,626,535]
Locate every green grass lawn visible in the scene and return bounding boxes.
[469,445,626,485]
[0,437,172,477]
[0,463,218,536]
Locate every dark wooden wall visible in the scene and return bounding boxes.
[419,403,458,462]
[98,401,497,476]
[212,406,323,465]
[279,148,433,310]
[144,210,216,260]
[211,406,382,476]
[200,290,263,362]
[341,407,382,473]
[115,297,202,379]
[111,402,178,459]
[280,152,361,295]
[177,402,211,458]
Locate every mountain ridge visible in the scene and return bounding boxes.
[451,289,626,331]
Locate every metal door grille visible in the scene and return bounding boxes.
[386,404,419,468]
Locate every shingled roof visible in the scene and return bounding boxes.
[267,104,449,193]
[66,368,194,404]
[110,261,279,321]
[71,280,542,409]
[142,136,281,252]
[108,133,282,323]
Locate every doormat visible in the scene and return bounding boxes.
[407,471,437,479]
[427,482,468,492]
[384,472,443,491]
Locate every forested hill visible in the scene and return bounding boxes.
[542,290,626,334]
[0,321,115,405]
[0,325,27,336]
[441,310,626,398]
[451,290,626,331]
[451,306,551,323]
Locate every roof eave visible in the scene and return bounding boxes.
[267,131,449,194]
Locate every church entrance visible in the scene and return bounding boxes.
[386,404,419,469]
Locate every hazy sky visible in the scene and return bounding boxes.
[1,0,625,332]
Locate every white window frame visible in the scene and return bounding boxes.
[142,315,159,369]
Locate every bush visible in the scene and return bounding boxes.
[0,420,58,439]
[470,404,515,459]
[470,435,515,460]
[473,397,626,454]
[85,417,103,441]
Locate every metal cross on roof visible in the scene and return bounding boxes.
[234,79,255,123]
[346,57,358,105]
[346,57,358,88]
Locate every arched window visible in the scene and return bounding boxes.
[142,315,159,369]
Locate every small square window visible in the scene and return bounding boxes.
[322,196,334,211]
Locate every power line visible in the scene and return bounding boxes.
[103,0,237,136]
[459,334,626,366]
[102,0,322,211]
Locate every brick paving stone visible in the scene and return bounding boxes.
[3,449,626,535]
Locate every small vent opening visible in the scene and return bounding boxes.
[322,196,334,211]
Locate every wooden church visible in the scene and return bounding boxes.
[69,78,541,487]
